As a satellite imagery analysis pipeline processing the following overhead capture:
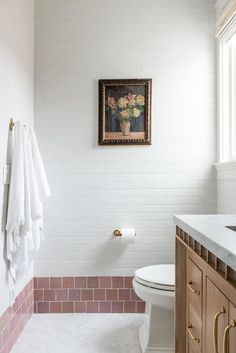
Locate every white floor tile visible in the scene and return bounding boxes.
[11,314,144,353]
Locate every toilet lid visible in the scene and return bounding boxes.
[135,264,175,291]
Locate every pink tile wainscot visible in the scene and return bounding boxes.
[0,279,34,353]
[34,276,145,314]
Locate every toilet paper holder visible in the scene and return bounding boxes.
[113,229,122,237]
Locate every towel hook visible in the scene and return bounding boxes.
[9,118,14,131]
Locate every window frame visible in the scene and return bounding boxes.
[217,15,236,163]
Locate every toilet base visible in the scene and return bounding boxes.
[139,303,174,353]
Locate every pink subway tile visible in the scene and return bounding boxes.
[6,340,12,353]
[50,277,62,289]
[112,277,124,289]
[62,302,74,313]
[130,289,140,301]
[50,303,62,313]
[69,289,80,301]
[29,293,34,306]
[30,303,34,315]
[106,289,118,301]
[74,302,86,313]
[124,301,135,313]
[7,307,12,319]
[37,302,49,314]
[63,277,75,289]
[9,336,14,352]
[13,298,19,314]
[29,279,34,292]
[87,302,98,313]
[23,285,29,298]
[22,301,26,314]
[87,277,99,288]
[34,278,38,289]
[0,312,7,332]
[10,317,16,332]
[99,277,111,288]
[99,302,111,313]
[124,277,133,288]
[44,290,56,302]
[18,291,24,306]
[26,282,31,295]
[81,289,93,301]
[75,277,86,288]
[136,302,146,313]
[112,302,124,313]
[2,328,9,346]
[34,290,44,302]
[118,289,130,301]
[56,290,68,301]
[94,289,105,301]
[38,278,49,289]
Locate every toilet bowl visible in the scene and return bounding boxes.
[133,264,175,353]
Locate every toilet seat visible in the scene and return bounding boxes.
[134,264,175,292]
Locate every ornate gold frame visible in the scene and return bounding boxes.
[98,79,152,145]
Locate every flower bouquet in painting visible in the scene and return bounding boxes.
[99,79,151,145]
[107,93,145,136]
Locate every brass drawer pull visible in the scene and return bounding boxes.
[188,325,200,343]
[187,281,200,295]
[213,307,226,353]
[223,320,236,353]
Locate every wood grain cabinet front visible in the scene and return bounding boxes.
[227,303,236,353]
[205,281,236,353]
[205,278,228,353]
[175,230,236,353]
[187,258,202,353]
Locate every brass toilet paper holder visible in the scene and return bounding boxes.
[113,229,122,237]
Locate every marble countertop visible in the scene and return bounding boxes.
[174,215,236,271]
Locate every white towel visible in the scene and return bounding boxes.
[6,121,50,281]
[30,128,51,200]
[6,122,25,261]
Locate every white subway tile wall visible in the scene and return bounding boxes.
[34,0,217,277]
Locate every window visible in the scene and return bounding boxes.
[218,17,236,162]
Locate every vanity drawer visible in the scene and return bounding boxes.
[187,303,201,353]
[188,336,201,353]
[187,257,202,353]
[187,258,202,312]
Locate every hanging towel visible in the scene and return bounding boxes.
[6,122,50,281]
[6,122,25,261]
[30,128,51,200]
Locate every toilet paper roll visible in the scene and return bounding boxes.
[121,228,136,244]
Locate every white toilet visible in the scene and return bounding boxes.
[133,264,175,353]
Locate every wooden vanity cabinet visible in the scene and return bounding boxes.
[229,303,236,351]
[205,278,228,353]
[175,228,236,353]
[187,258,202,353]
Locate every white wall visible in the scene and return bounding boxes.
[34,0,217,277]
[216,163,236,213]
[0,0,34,315]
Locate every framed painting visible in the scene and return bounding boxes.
[98,79,152,145]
